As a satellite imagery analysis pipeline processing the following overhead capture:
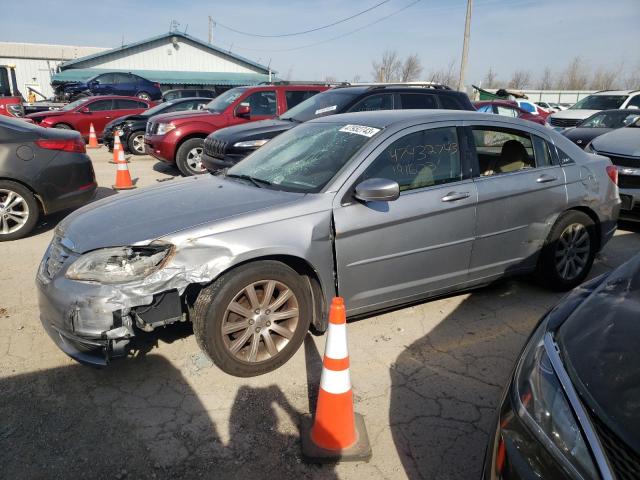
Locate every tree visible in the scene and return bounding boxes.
[507,70,531,90]
[559,56,589,90]
[401,54,423,82]
[352,74,362,84]
[371,50,402,82]
[324,75,338,83]
[429,59,458,87]
[590,67,619,90]
[623,65,640,89]
[537,67,554,90]
[482,66,498,88]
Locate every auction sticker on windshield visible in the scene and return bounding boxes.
[339,124,381,137]
[315,105,337,115]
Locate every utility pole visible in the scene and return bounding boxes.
[457,0,473,92]
[208,16,214,44]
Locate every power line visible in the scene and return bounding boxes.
[214,0,392,38]
[220,0,422,53]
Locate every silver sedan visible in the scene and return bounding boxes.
[36,110,620,376]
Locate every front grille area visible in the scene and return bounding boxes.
[549,117,581,128]
[146,122,157,135]
[204,136,228,159]
[619,175,640,189]
[591,414,640,480]
[46,236,70,278]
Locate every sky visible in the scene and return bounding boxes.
[3,0,639,85]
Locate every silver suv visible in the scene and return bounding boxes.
[37,110,620,376]
[547,90,640,129]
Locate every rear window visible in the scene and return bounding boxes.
[400,94,437,109]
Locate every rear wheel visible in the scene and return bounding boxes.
[137,91,151,101]
[53,123,72,129]
[127,130,146,155]
[0,180,39,241]
[537,210,596,291]
[176,138,206,176]
[192,261,312,377]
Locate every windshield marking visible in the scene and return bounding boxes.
[339,124,381,137]
[315,105,337,115]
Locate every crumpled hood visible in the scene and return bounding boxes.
[591,127,640,157]
[57,175,304,252]
[557,254,640,455]
[212,119,294,143]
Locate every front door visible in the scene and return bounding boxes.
[465,122,567,280]
[333,123,478,314]
[76,99,114,137]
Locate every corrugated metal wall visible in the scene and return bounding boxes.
[74,37,262,74]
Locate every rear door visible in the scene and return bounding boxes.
[465,121,567,280]
[347,93,394,112]
[91,74,115,95]
[333,122,477,313]
[113,73,136,96]
[113,99,148,120]
[397,93,438,110]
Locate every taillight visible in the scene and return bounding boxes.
[36,137,86,153]
[606,165,618,185]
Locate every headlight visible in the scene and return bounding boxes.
[233,139,269,148]
[514,319,598,479]
[156,123,176,135]
[7,104,24,117]
[66,244,172,283]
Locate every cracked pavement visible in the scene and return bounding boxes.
[1,148,639,479]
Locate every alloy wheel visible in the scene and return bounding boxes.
[221,280,299,363]
[0,189,29,235]
[132,134,145,154]
[187,147,205,173]
[555,223,590,281]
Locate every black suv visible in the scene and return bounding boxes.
[202,83,475,172]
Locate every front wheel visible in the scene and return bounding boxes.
[0,180,39,241]
[537,210,596,291]
[127,130,146,155]
[176,138,206,176]
[192,261,312,377]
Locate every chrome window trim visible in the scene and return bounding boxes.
[544,332,615,480]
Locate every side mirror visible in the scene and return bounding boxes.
[235,104,251,118]
[354,178,400,202]
[79,107,90,114]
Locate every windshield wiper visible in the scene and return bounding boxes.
[226,173,273,188]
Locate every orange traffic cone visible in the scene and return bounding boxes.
[301,297,372,463]
[111,131,122,164]
[112,148,136,190]
[87,123,99,149]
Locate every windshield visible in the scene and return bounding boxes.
[280,90,359,122]
[227,122,379,193]
[580,111,640,128]
[207,87,247,113]
[144,102,173,116]
[570,95,627,110]
[61,98,91,111]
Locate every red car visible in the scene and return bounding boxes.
[474,100,547,125]
[144,84,328,176]
[27,96,154,140]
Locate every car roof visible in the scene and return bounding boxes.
[331,85,462,95]
[84,95,150,101]
[592,90,637,96]
[307,109,540,130]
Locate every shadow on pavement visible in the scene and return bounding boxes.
[1,346,338,479]
[388,229,640,479]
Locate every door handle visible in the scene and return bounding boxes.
[536,174,558,183]
[441,192,470,202]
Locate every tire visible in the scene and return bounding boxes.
[192,260,312,377]
[176,138,206,176]
[0,180,39,241]
[53,123,72,129]
[137,91,151,101]
[536,210,596,291]
[127,130,146,155]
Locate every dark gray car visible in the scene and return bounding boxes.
[36,110,620,376]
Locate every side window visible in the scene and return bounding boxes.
[440,95,463,110]
[496,106,518,118]
[400,94,437,109]
[87,100,113,111]
[362,127,461,192]
[114,99,145,109]
[472,128,535,176]
[285,90,320,109]
[164,92,178,101]
[555,147,574,165]
[532,136,553,167]
[349,94,393,112]
[477,105,493,113]
[243,91,277,116]
[626,95,640,109]
[113,73,131,84]
[95,73,115,84]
